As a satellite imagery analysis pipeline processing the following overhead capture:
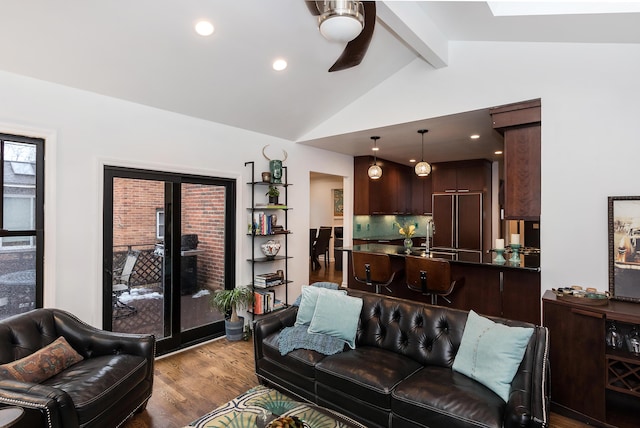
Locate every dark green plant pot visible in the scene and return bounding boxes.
[225,317,244,341]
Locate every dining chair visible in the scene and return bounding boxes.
[310,228,318,270]
[312,227,332,270]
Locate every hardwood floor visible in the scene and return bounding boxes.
[125,338,257,428]
[124,261,588,428]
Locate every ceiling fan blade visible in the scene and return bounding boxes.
[329,1,376,72]
[305,0,321,16]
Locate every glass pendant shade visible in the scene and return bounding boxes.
[415,129,431,177]
[368,136,382,179]
[368,164,382,179]
[415,161,431,177]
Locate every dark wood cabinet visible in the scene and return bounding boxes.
[448,264,540,324]
[543,291,640,427]
[410,173,432,214]
[431,160,492,259]
[431,160,490,193]
[490,99,541,220]
[501,269,541,324]
[354,156,412,215]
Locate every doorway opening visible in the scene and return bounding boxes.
[309,172,344,285]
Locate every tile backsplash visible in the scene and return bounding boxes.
[353,215,432,239]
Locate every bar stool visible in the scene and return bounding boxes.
[405,255,463,305]
[352,251,397,294]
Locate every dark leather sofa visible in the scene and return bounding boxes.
[0,308,154,427]
[254,289,549,428]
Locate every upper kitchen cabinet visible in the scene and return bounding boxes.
[354,156,411,215]
[490,99,541,221]
[431,160,492,193]
[410,173,432,215]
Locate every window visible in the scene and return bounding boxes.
[156,209,164,239]
[0,134,44,319]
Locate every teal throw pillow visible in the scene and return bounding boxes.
[295,286,346,327]
[452,310,534,402]
[307,292,363,349]
[293,282,340,306]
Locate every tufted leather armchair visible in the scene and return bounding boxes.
[0,308,154,428]
[254,289,549,428]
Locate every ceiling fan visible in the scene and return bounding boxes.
[306,1,376,72]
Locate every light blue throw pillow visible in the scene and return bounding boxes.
[307,292,363,349]
[292,282,340,307]
[294,286,346,327]
[452,310,534,402]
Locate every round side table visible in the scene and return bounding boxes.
[0,407,24,428]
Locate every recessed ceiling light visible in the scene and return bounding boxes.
[495,150,503,155]
[371,146,379,151]
[195,21,214,36]
[470,134,480,140]
[272,59,287,71]
[409,159,416,163]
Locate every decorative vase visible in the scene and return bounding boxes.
[260,239,281,260]
[403,238,413,250]
[269,160,283,184]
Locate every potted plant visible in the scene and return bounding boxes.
[210,287,254,341]
[266,185,280,205]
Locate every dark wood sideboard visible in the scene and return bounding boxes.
[542,291,640,427]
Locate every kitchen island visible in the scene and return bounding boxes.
[341,244,541,324]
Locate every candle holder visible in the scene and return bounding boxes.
[493,248,506,264]
[509,243,521,263]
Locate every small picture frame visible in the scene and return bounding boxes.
[333,189,343,217]
[609,196,640,302]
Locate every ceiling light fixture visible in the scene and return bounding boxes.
[367,136,382,180]
[470,134,480,140]
[414,129,431,177]
[318,1,365,43]
[272,59,288,71]
[195,21,214,36]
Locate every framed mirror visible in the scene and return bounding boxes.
[609,196,640,302]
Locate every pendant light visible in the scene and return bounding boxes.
[415,129,431,177]
[367,136,382,179]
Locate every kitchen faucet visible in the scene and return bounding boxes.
[425,219,434,252]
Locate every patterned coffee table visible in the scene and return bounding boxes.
[187,385,366,428]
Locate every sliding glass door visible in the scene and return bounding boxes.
[103,167,235,355]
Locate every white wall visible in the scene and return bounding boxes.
[304,41,640,296]
[0,71,354,327]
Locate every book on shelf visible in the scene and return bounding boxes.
[254,272,283,288]
[253,290,277,315]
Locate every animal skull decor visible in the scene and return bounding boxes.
[262,145,288,184]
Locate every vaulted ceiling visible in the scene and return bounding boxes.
[1,1,638,164]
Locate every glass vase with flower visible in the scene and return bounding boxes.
[397,222,416,251]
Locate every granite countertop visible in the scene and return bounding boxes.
[339,243,540,272]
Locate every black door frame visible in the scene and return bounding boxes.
[103,166,236,355]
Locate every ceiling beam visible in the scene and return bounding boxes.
[377,1,449,69]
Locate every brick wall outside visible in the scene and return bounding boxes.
[113,178,226,292]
